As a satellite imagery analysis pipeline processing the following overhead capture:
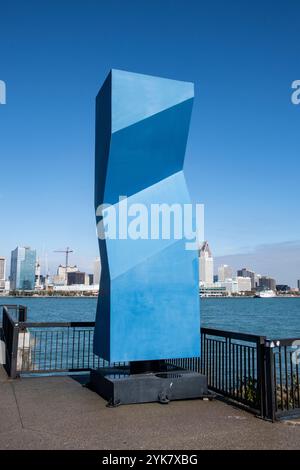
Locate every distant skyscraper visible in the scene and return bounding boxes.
[10,247,36,291]
[199,241,214,285]
[93,257,101,286]
[237,268,256,290]
[298,280,300,291]
[218,264,232,282]
[0,257,6,290]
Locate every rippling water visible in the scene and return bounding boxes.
[1,296,300,339]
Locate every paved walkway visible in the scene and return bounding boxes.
[0,366,299,450]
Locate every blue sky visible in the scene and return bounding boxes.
[0,0,299,284]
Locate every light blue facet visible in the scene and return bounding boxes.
[106,171,192,281]
[111,69,194,133]
[94,69,200,363]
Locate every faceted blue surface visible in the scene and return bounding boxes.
[94,69,200,362]
[111,69,194,133]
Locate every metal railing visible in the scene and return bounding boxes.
[1,305,300,421]
[272,338,300,418]
[1,306,120,377]
[200,328,263,412]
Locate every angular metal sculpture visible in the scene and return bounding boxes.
[94,69,200,364]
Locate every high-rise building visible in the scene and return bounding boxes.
[0,257,6,290]
[10,247,36,291]
[237,268,256,290]
[218,264,232,282]
[259,276,276,291]
[199,241,213,285]
[297,280,300,291]
[93,257,101,286]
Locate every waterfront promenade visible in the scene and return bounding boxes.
[1,366,300,450]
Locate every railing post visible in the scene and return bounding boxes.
[257,338,276,421]
[18,306,27,322]
[256,337,265,418]
[264,341,276,421]
[9,322,20,379]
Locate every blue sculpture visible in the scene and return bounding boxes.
[94,69,200,363]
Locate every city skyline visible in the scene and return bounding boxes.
[0,240,299,290]
[0,1,300,285]
[1,240,299,286]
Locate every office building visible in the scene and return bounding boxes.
[236,276,252,292]
[52,264,79,286]
[199,241,214,285]
[259,276,276,291]
[255,273,261,288]
[237,268,256,290]
[298,280,300,291]
[67,271,89,286]
[218,264,232,282]
[0,257,6,290]
[10,247,36,291]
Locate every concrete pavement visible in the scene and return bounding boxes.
[0,366,299,450]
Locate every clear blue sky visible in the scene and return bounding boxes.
[0,0,299,283]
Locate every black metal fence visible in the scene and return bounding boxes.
[1,306,118,377]
[200,328,262,411]
[272,338,300,418]
[1,305,300,421]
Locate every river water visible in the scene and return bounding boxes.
[1,296,300,339]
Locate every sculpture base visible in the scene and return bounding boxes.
[89,364,210,406]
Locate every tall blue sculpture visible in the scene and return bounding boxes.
[94,69,200,364]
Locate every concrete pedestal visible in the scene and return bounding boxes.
[89,365,209,406]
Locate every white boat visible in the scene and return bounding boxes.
[255,289,276,298]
